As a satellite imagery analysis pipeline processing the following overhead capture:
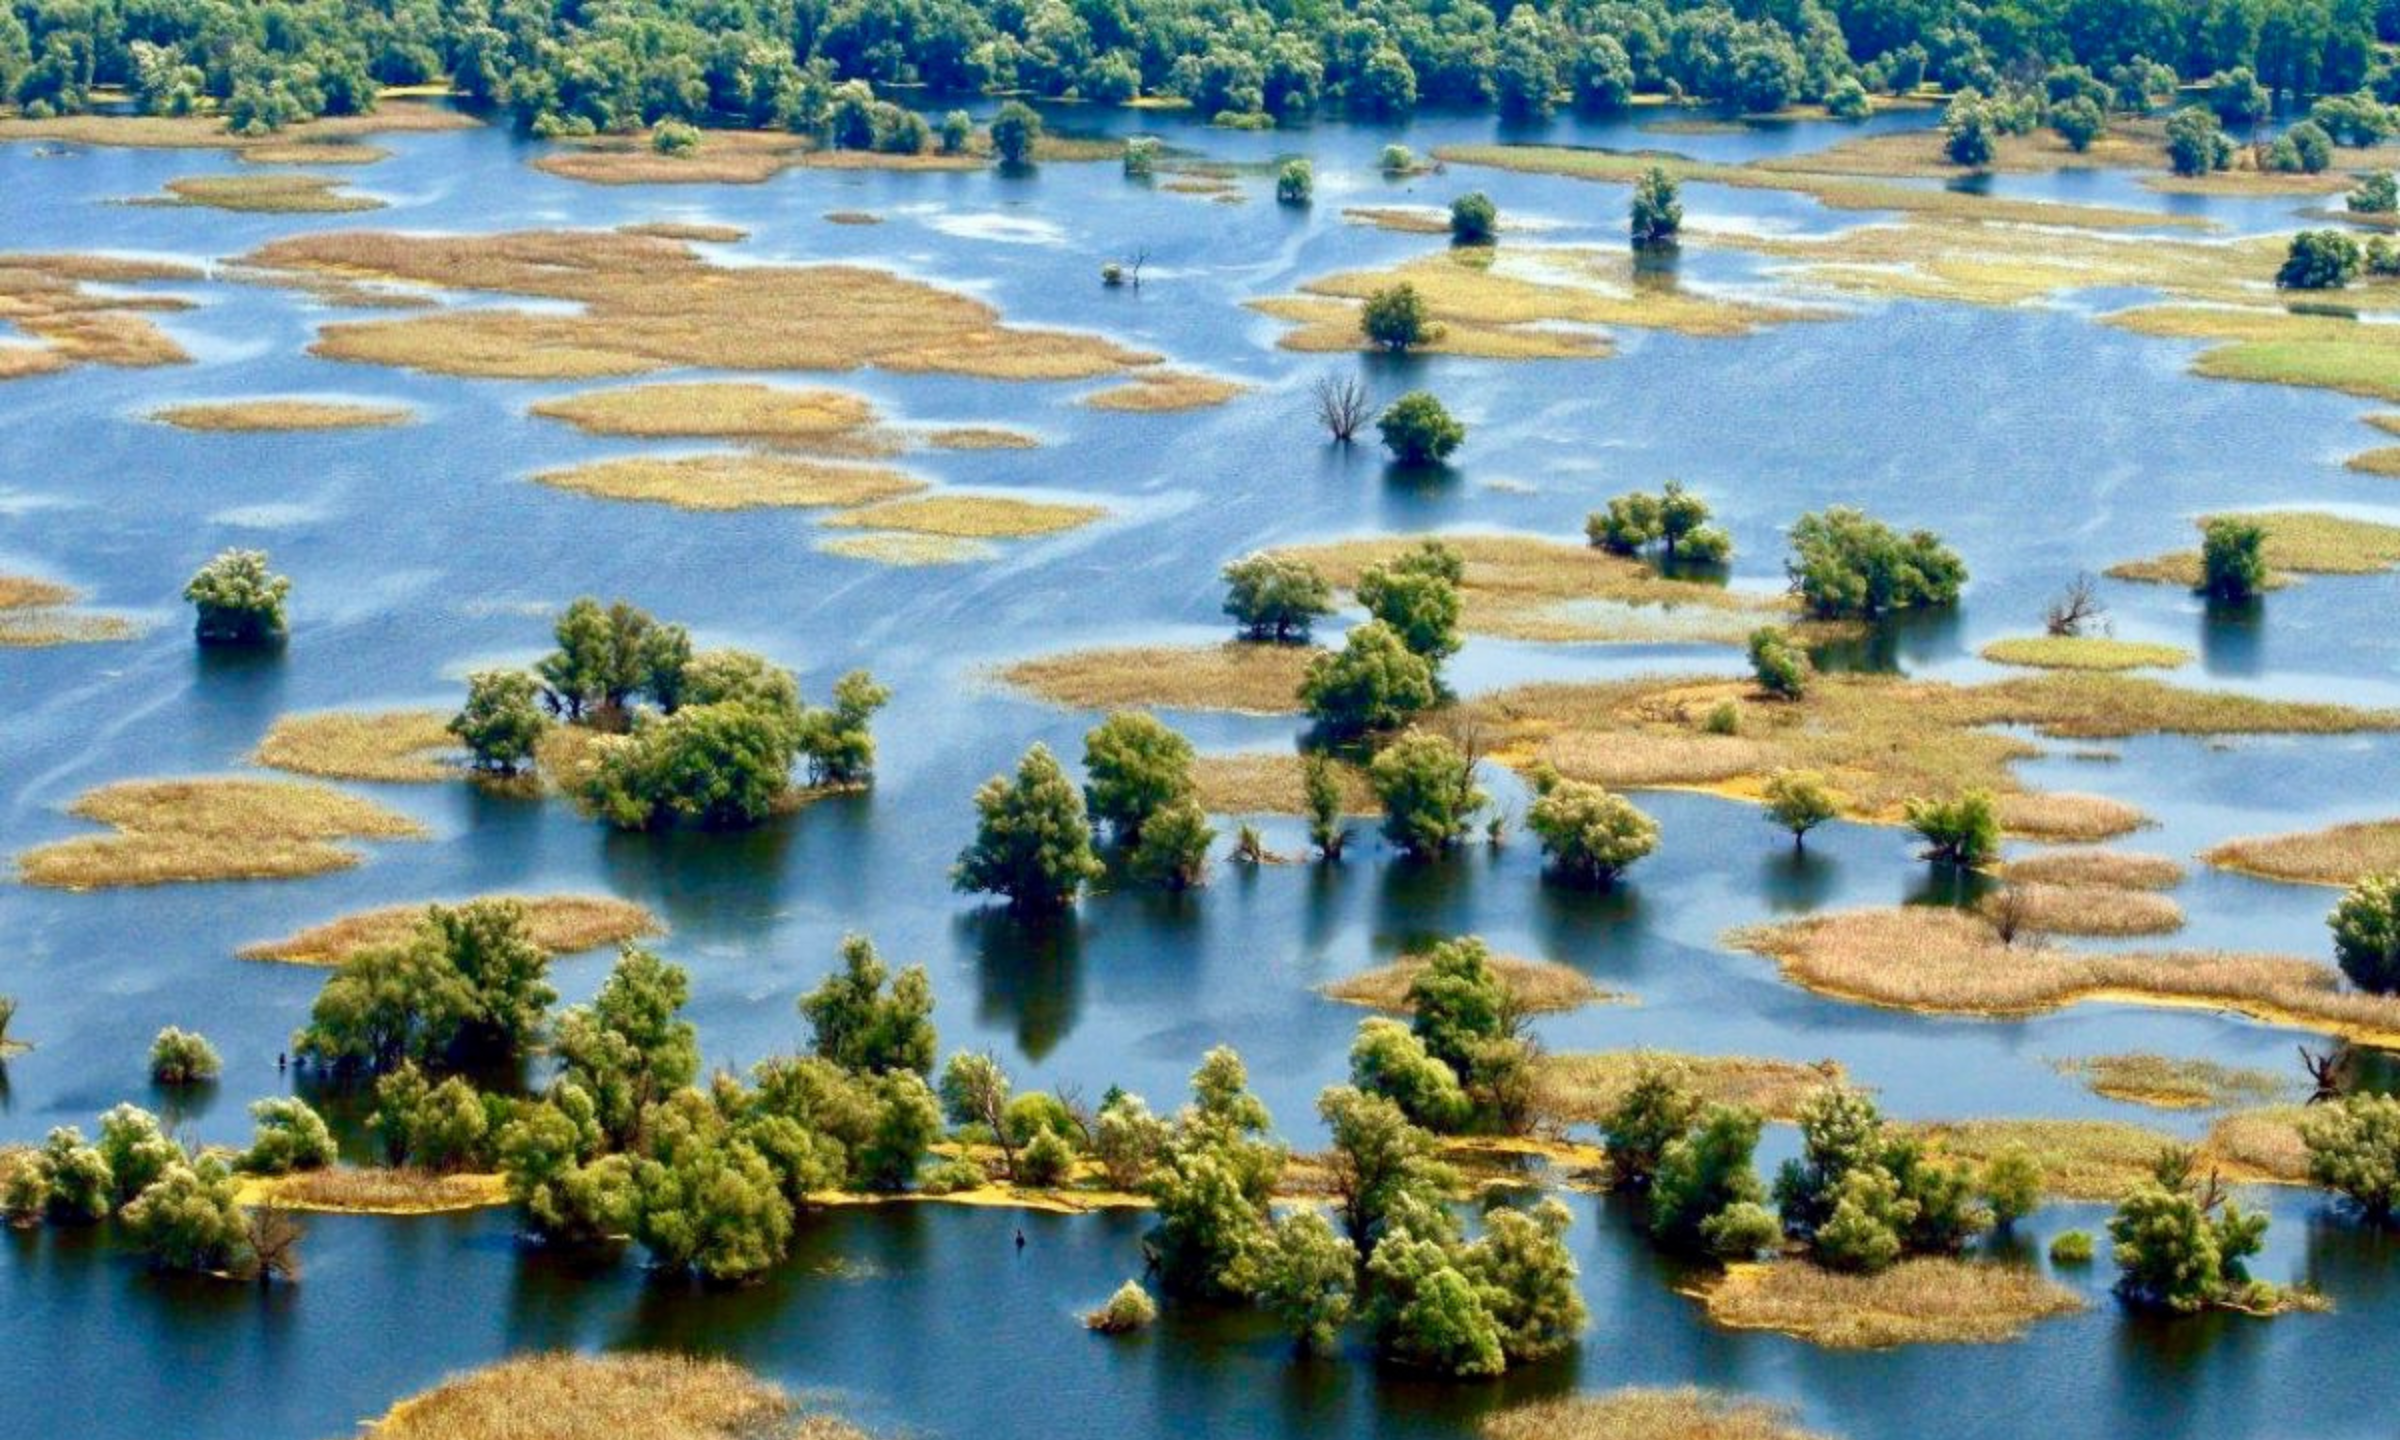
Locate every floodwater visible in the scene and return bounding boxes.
[2,97,2398,1440]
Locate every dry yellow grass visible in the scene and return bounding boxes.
[534,126,1116,185]
[350,1352,869,1440]
[1189,751,1375,814]
[151,398,413,431]
[1532,1051,1845,1125]
[2052,1053,2290,1110]
[2003,849,2184,890]
[237,1168,507,1215]
[239,141,388,165]
[2000,882,2185,936]
[16,778,426,889]
[240,894,661,965]
[617,221,748,242]
[2110,512,2400,587]
[1731,906,2400,1044]
[927,426,1038,450]
[1758,124,2158,179]
[1001,643,1317,714]
[533,454,925,512]
[1993,791,2149,843]
[1691,1257,2083,1348]
[0,252,196,378]
[0,577,74,610]
[0,104,472,152]
[529,382,893,455]
[1078,370,1249,411]
[2203,1105,2314,1183]
[1341,206,1460,234]
[820,495,1104,538]
[1981,635,2190,671]
[1907,1117,2184,1198]
[1254,244,1821,358]
[0,575,134,647]
[824,210,882,225]
[1272,532,1791,646]
[140,173,380,213]
[813,533,993,566]
[253,709,461,783]
[2202,819,2400,887]
[1480,1389,1834,1440]
[1324,952,1612,1015]
[241,228,1156,383]
[2347,446,2400,477]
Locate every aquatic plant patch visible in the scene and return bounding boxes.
[1001,643,1319,714]
[150,399,413,431]
[15,778,427,888]
[240,894,662,965]
[251,709,462,783]
[1689,1257,2084,1349]
[2202,819,2400,886]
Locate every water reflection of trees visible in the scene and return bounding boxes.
[962,908,1086,1061]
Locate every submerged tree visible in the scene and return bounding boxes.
[1223,554,1334,642]
[1370,729,1484,859]
[450,669,550,776]
[1313,374,1371,442]
[1786,507,1965,619]
[1904,790,2000,867]
[1448,191,1497,244]
[147,1026,221,1086]
[1377,391,1465,465]
[1630,165,1681,247]
[183,549,290,646]
[1082,711,1198,846]
[954,744,1105,912]
[989,100,1041,165]
[1525,768,1656,887]
[2199,517,2268,603]
[1299,622,1438,737]
[1761,769,1838,849]
[800,935,936,1078]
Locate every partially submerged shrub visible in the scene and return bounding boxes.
[149,1026,221,1086]
[1087,1278,1159,1332]
[1630,165,1681,247]
[1762,770,1838,849]
[1361,282,1433,352]
[2303,1092,2400,1224]
[1449,190,1497,244]
[1377,391,1465,465]
[2049,1229,2095,1264]
[1786,508,1964,619]
[1525,769,1657,888]
[1748,627,1809,699]
[2199,517,2268,603]
[1276,158,1313,204]
[2331,873,2400,994]
[1906,790,2000,867]
[183,549,290,645]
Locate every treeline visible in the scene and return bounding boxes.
[5,0,2395,136]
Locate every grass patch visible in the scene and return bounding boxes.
[1079,370,1249,411]
[2003,849,2184,890]
[1341,206,1460,234]
[1324,952,1613,1015]
[2002,882,2184,936]
[241,894,659,965]
[150,399,412,431]
[618,221,747,242]
[1981,635,2190,671]
[928,426,1038,450]
[533,453,925,512]
[1000,642,1318,714]
[1730,905,2400,1044]
[352,1352,868,1440]
[137,173,379,213]
[1993,791,2148,842]
[1757,125,2157,180]
[2053,1054,2292,1110]
[1531,1051,1845,1125]
[16,778,426,889]
[2203,1105,2314,1183]
[0,251,197,377]
[238,141,388,166]
[1190,751,1375,814]
[1690,1257,2083,1349]
[2109,511,2400,587]
[821,494,1103,538]
[2347,446,2400,477]
[2202,818,2400,887]
[1272,532,1792,646]
[234,1167,507,1215]
[241,228,1157,383]
[2108,306,2400,402]
[253,709,460,783]
[530,381,892,455]
[824,210,882,225]
[0,575,133,647]
[1481,1389,1835,1440]
[0,104,473,151]
[534,127,1115,184]
[1908,1117,2182,1198]
[813,533,994,566]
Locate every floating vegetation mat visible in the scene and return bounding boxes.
[1531,1050,1846,1126]
[1079,370,1249,411]
[821,494,1104,538]
[2202,818,2400,886]
[252,709,461,782]
[150,398,413,431]
[2002,849,2185,890]
[1689,1257,2084,1349]
[2109,511,2400,587]
[16,778,427,888]
[0,251,197,380]
[241,894,661,965]
[1001,642,1319,714]
[813,533,995,566]
[1324,952,1614,1015]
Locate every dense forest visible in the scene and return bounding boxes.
[3,0,2398,143]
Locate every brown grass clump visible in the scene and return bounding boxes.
[240,228,1157,383]
[0,577,75,610]
[150,399,413,431]
[2053,1054,2291,1111]
[1981,635,2190,671]
[2000,882,2184,936]
[1730,905,2400,1044]
[2202,819,2400,887]
[617,221,747,242]
[351,1351,869,1440]
[1273,532,1790,647]
[1480,1389,1835,1440]
[820,494,1103,538]
[1532,1051,1844,1125]
[240,894,661,965]
[139,173,380,213]
[239,141,388,166]
[0,252,197,378]
[533,454,924,513]
[2347,446,2400,477]
[1325,952,1611,1015]
[2109,511,2400,587]
[2004,849,2185,890]
[0,576,134,647]
[1078,370,1249,411]
[253,709,461,783]
[529,382,893,455]
[1993,791,2149,843]
[1189,752,1374,815]
[2203,1105,2314,1183]
[16,778,427,889]
[237,1167,507,1215]
[1001,643,1317,714]
[824,210,882,225]
[1691,1257,2083,1348]
[1341,206,1460,235]
[813,533,993,566]
[927,426,1038,450]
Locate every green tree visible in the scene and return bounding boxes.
[1299,622,1438,737]
[1762,770,1838,848]
[1318,1082,1457,1250]
[2165,106,2233,175]
[2302,1092,2400,1224]
[293,934,478,1074]
[1223,554,1334,642]
[1493,9,1559,117]
[1650,1104,1768,1251]
[2053,95,2105,150]
[1362,1199,1505,1376]
[183,549,290,645]
[2330,872,2400,994]
[1773,1083,1887,1238]
[555,945,701,1147]
[1377,391,1466,465]
[1600,1059,1702,1191]
[1083,711,1198,844]
[954,743,1106,911]
[1349,1017,1473,1133]
[1942,88,1995,165]
[938,109,972,154]
[577,701,801,831]
[1276,157,1313,204]
[450,669,549,775]
[2349,171,2398,215]
[1748,627,1810,699]
[2109,1180,2270,1312]
[238,1097,336,1176]
[122,1156,252,1275]
[1814,1164,1906,1272]
[2276,229,2362,290]
[426,899,556,1058]
[1355,546,1464,662]
[97,1105,180,1209]
[800,934,936,1076]
[990,99,1041,164]
[148,1026,220,1085]
[1656,481,1728,561]
[1122,136,1160,177]
[1129,797,1215,890]
[1449,191,1497,244]
[1786,506,1966,619]
[1982,1143,2044,1227]
[1588,492,1663,554]
[1630,165,1681,247]
[1235,1207,1358,1352]
[939,1049,1022,1178]
[1904,789,1999,866]
[1526,770,1658,887]
[1360,282,1434,352]
[1303,754,1351,859]
[632,1110,794,1283]
[2199,516,2269,602]
[801,670,890,786]
[33,1126,112,1221]
[1470,1198,1587,1362]
[1371,729,1484,858]
[1094,1092,1171,1189]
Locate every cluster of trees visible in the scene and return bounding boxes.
[1785,506,1966,619]
[19,0,2400,136]
[2199,515,2269,602]
[1298,539,1462,738]
[1586,480,1731,564]
[449,597,888,829]
[2105,1147,2286,1312]
[2277,228,2364,289]
[183,548,290,646]
[2330,871,2400,994]
[1348,937,1543,1133]
[1602,1067,2040,1274]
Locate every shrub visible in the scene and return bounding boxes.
[989,101,1041,164]
[2108,1180,2270,1312]
[2050,1229,2095,1263]
[1905,790,2000,867]
[1086,1279,1159,1332]
[1942,89,1995,165]
[2330,873,2400,994]
[1122,135,1158,177]
[1018,1128,1076,1186]
[183,549,290,645]
[1377,391,1465,465]
[1349,1017,1473,1133]
[1356,542,1464,662]
[239,1097,336,1175]
[97,1105,181,1208]
[1129,797,1215,890]
[1370,729,1484,858]
[2303,1093,2400,1224]
[650,119,699,154]
[938,110,971,154]
[1630,165,1681,247]
[450,669,549,775]
[1276,157,1312,204]
[2276,229,2362,291]
[1826,77,1871,120]
[1786,507,1965,619]
[917,1154,988,1195]
[1587,493,1661,554]
[1300,622,1438,737]
[1361,282,1434,351]
[952,744,1105,911]
[1747,627,1809,699]
[2053,95,2104,150]
[1702,701,1740,736]
[2349,171,2398,215]
[1449,191,1497,245]
[148,1026,221,1086]
[1600,1061,1702,1191]
[2199,516,2268,602]
[1762,769,1838,848]
[1083,711,1198,845]
[1650,1105,1767,1251]
[1983,1144,2044,1227]
[1525,772,1657,887]
[2164,106,2233,175]
[122,1157,252,1275]
[1222,554,1334,642]
[1379,143,1415,174]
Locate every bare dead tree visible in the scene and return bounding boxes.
[1312,374,1371,443]
[1979,883,2038,948]
[2301,1043,2353,1103]
[1127,247,1149,289]
[2044,572,2108,637]
[246,1205,305,1285]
